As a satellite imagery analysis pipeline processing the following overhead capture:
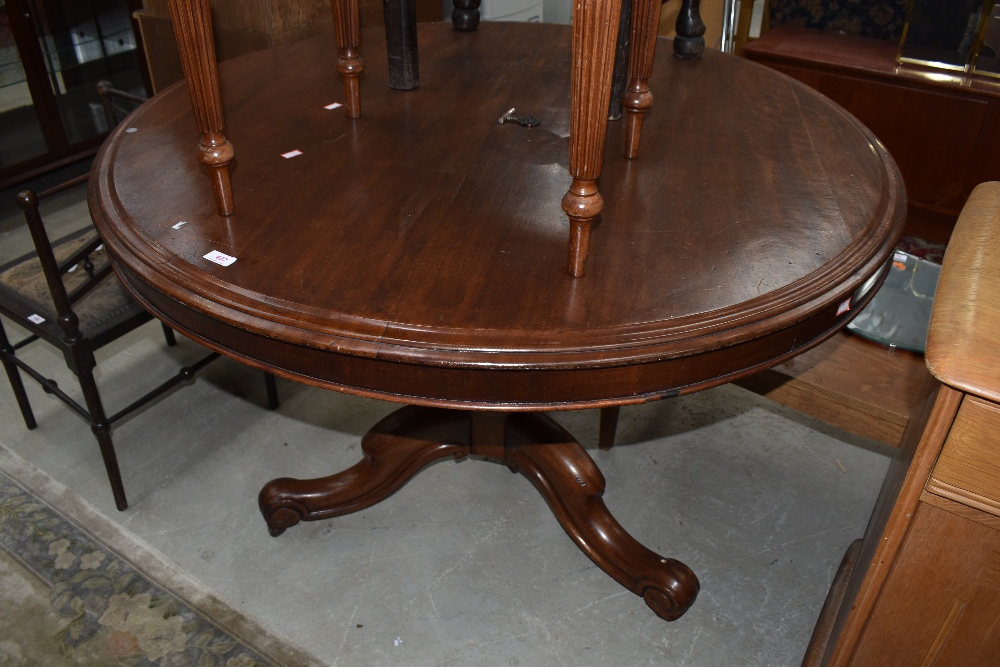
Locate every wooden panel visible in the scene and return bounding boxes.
[824,383,960,666]
[850,502,1000,666]
[925,182,1000,404]
[928,396,1000,516]
[735,332,929,447]
[754,60,989,216]
[921,491,1000,532]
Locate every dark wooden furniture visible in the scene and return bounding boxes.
[805,182,1000,666]
[0,175,226,512]
[743,25,1000,245]
[89,22,904,621]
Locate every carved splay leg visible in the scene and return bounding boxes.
[506,413,700,621]
[168,0,235,216]
[622,0,659,159]
[564,0,622,277]
[332,0,364,118]
[452,0,481,31]
[258,406,470,536]
[674,0,706,60]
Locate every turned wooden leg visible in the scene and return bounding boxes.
[562,0,623,277]
[332,0,364,118]
[674,0,705,60]
[622,0,659,159]
[259,405,699,621]
[168,0,235,216]
[452,0,480,30]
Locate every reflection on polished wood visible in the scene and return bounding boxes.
[260,407,699,620]
[90,23,904,622]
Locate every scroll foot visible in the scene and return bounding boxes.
[505,413,699,620]
[258,406,469,534]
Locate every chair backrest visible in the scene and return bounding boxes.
[16,175,109,343]
[97,80,147,131]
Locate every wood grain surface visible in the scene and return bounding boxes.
[90,22,904,409]
[926,181,1000,403]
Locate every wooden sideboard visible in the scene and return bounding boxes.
[807,182,1000,666]
[744,26,1000,245]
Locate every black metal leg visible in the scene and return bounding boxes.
[0,319,36,429]
[264,372,279,410]
[161,323,177,347]
[608,0,633,120]
[384,0,420,89]
[76,357,128,511]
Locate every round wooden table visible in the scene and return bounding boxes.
[89,22,904,622]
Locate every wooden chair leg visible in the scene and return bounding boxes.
[0,319,36,430]
[622,0,659,158]
[674,0,706,59]
[562,0,623,277]
[161,323,177,347]
[76,360,128,511]
[264,372,280,410]
[168,0,235,216]
[452,0,481,30]
[599,405,620,451]
[332,0,364,118]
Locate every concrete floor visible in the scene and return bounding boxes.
[0,175,896,666]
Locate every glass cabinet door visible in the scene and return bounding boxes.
[0,0,148,186]
[27,0,147,143]
[0,0,48,169]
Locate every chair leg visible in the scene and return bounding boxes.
[76,362,128,511]
[264,372,279,410]
[161,323,177,347]
[0,319,36,429]
[599,405,620,451]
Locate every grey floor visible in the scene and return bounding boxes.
[0,175,896,666]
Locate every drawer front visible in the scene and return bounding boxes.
[928,396,1000,517]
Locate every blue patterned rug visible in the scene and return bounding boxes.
[0,445,325,667]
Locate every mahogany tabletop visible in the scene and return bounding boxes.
[89,21,905,411]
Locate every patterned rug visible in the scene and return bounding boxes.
[0,444,325,667]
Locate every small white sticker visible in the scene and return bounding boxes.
[172,221,188,229]
[27,314,45,324]
[125,127,138,133]
[96,244,104,252]
[324,102,343,110]
[281,150,303,159]
[67,264,78,272]
[836,298,852,316]
[203,250,237,266]
[893,251,907,262]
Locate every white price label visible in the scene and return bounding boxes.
[203,250,237,266]
[27,314,45,324]
[324,102,343,110]
[281,149,303,159]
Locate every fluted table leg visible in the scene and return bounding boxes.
[622,0,660,159]
[168,0,235,216]
[562,0,623,277]
[332,0,364,118]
